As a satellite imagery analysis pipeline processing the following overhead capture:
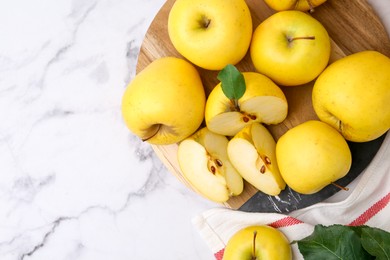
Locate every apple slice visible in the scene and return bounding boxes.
[227,123,286,196]
[205,71,288,136]
[177,127,244,203]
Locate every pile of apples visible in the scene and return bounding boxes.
[121,0,390,209]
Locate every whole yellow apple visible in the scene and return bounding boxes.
[276,120,352,194]
[121,57,205,145]
[205,72,288,136]
[312,50,390,142]
[250,10,331,86]
[168,0,253,70]
[263,0,327,12]
[223,225,292,260]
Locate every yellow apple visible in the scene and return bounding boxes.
[228,123,286,196]
[205,72,288,136]
[294,0,327,12]
[263,0,327,12]
[250,10,331,86]
[312,50,390,142]
[223,225,292,260]
[167,0,253,70]
[276,120,352,195]
[177,127,244,203]
[121,57,205,145]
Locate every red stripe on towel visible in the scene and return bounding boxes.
[348,192,390,226]
[269,216,304,228]
[215,248,224,260]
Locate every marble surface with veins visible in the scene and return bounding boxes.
[0,0,217,259]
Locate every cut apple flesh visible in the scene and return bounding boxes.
[207,96,287,137]
[240,96,288,124]
[228,123,286,196]
[206,111,251,137]
[177,128,244,203]
[200,129,244,196]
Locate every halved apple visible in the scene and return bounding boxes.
[227,123,286,196]
[177,127,244,203]
[205,72,288,136]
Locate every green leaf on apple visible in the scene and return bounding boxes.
[217,64,246,108]
[296,224,390,260]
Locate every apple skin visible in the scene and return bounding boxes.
[168,0,252,70]
[263,0,327,12]
[121,57,205,145]
[177,127,244,203]
[223,225,292,260]
[312,50,390,142]
[250,10,331,86]
[276,120,352,195]
[205,72,288,136]
[294,0,327,12]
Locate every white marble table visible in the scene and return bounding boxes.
[0,0,218,259]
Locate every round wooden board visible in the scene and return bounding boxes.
[136,0,390,212]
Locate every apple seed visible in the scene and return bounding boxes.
[243,116,250,123]
[216,159,223,167]
[260,165,266,174]
[210,165,216,174]
[265,156,271,165]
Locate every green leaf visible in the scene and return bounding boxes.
[297,225,372,260]
[361,226,390,260]
[217,64,246,100]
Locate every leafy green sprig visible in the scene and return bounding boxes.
[217,64,246,112]
[295,224,390,260]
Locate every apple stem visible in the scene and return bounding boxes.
[331,182,349,191]
[338,121,343,133]
[142,124,161,142]
[230,98,240,112]
[306,0,315,13]
[199,15,211,29]
[252,230,258,260]
[288,36,315,42]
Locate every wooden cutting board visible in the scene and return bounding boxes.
[136,0,390,211]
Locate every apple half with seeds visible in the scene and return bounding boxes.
[205,66,288,137]
[177,127,244,203]
[228,123,286,196]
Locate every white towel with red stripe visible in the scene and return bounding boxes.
[193,132,390,259]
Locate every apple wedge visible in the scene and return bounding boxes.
[227,123,286,196]
[177,127,244,203]
[205,72,288,136]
